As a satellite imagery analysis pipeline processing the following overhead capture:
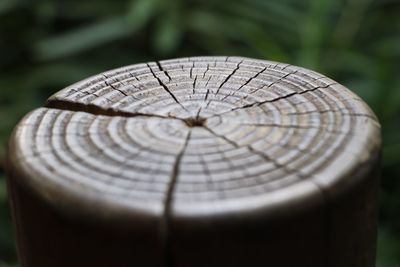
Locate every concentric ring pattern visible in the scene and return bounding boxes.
[11,56,381,219]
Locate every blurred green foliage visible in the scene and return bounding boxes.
[0,0,399,265]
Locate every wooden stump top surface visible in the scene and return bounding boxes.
[8,56,380,223]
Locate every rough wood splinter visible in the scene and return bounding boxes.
[6,56,381,267]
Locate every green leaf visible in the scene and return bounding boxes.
[377,229,400,267]
[33,16,131,61]
[153,10,183,56]
[374,36,400,58]
[126,0,159,26]
[297,0,337,69]
[0,0,23,15]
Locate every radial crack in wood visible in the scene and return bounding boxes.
[162,129,192,267]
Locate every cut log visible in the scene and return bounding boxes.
[6,56,381,267]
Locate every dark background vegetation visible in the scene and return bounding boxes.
[0,0,399,266]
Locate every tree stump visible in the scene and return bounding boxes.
[6,57,381,267]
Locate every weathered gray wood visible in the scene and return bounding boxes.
[6,56,381,267]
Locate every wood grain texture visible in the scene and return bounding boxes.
[6,56,381,267]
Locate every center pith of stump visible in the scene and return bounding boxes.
[183,117,207,128]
